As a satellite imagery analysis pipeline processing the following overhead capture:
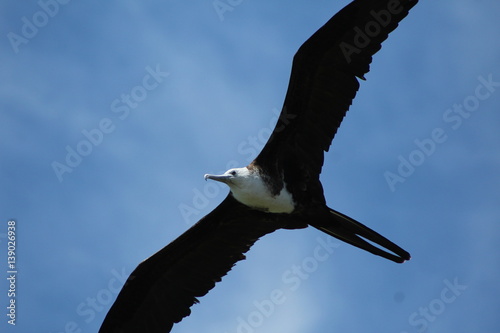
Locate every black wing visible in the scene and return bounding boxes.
[256,0,418,179]
[100,1,418,331]
[99,195,298,333]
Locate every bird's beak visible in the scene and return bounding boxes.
[204,174,231,184]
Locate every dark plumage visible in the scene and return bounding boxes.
[100,1,418,332]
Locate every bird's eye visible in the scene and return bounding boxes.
[230,171,237,176]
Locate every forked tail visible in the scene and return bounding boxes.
[311,209,410,263]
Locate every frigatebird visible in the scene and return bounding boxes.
[100,0,418,332]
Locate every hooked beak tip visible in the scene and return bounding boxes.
[204,173,230,184]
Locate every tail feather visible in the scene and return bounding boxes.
[311,209,410,263]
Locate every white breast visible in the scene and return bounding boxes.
[230,170,295,213]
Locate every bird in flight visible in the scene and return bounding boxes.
[99,0,418,332]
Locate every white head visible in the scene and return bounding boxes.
[204,167,255,191]
[204,167,294,213]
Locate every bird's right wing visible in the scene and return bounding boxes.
[99,194,294,333]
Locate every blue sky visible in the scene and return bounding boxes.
[1,0,499,332]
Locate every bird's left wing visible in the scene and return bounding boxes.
[256,0,418,177]
[99,194,295,333]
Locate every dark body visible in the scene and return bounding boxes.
[100,1,418,332]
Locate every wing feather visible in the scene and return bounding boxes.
[99,1,419,331]
[99,195,287,333]
[256,0,418,176]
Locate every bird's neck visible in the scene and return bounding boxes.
[230,167,295,213]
